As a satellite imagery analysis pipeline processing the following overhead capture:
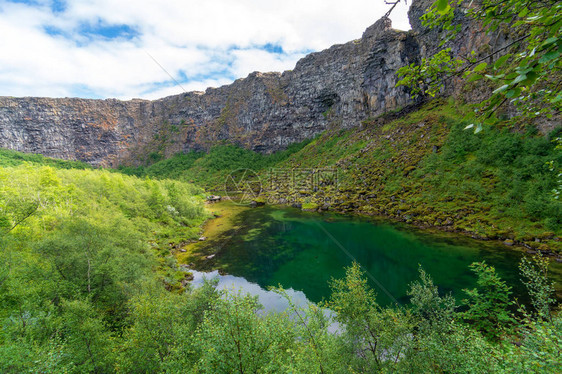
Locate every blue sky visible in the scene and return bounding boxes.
[0,0,411,100]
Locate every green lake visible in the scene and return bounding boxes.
[189,203,561,308]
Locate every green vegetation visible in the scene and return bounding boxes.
[1,110,560,372]
[3,183,560,374]
[0,148,91,169]
[391,0,562,250]
[397,0,561,126]
[462,262,516,339]
[262,101,562,252]
[0,160,209,372]
[414,121,562,239]
[119,141,311,188]
[1,0,560,367]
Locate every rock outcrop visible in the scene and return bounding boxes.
[0,0,486,167]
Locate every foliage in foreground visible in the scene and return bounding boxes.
[397,0,561,126]
[1,161,560,374]
[0,158,560,373]
[0,163,208,372]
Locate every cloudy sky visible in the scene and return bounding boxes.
[0,0,411,100]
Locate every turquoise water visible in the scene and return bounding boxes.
[195,205,537,306]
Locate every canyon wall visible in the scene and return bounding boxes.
[0,0,492,167]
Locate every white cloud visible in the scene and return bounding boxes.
[230,49,303,78]
[0,0,411,100]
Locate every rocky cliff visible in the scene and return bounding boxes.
[0,0,495,167]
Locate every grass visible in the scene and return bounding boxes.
[0,149,91,169]
[118,140,312,189]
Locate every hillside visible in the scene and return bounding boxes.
[121,100,562,254]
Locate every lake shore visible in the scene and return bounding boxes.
[176,201,562,303]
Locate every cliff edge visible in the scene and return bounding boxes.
[0,0,492,167]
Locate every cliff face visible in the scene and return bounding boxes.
[0,0,482,167]
[0,97,154,166]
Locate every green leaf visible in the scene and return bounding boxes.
[494,54,512,69]
[473,62,487,72]
[467,74,483,82]
[484,95,502,112]
[474,124,483,134]
[522,71,539,85]
[541,37,559,49]
[539,51,559,64]
[505,87,521,98]
[485,74,502,81]
[553,20,562,37]
[493,84,509,94]
[512,74,527,84]
[436,0,450,15]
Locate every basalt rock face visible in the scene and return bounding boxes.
[0,97,159,166]
[0,0,483,167]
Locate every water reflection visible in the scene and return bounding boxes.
[189,269,341,333]
[190,269,312,313]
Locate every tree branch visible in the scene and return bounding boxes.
[4,203,39,234]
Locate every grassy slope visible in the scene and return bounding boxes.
[0,151,210,371]
[0,148,92,169]
[127,99,562,253]
[0,152,209,291]
[118,141,311,188]
[266,100,562,252]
